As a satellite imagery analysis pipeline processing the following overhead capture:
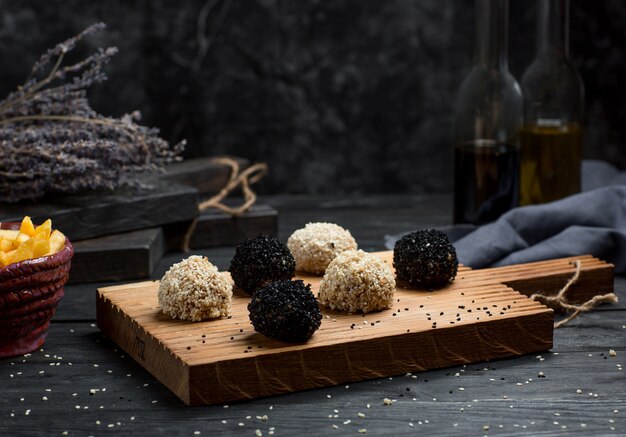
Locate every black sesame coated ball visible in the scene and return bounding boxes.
[229,235,296,294]
[248,279,322,342]
[393,229,458,289]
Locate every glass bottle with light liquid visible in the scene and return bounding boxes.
[454,0,523,225]
[520,0,584,205]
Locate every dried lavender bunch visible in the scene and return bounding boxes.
[0,23,184,203]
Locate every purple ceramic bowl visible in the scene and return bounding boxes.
[0,222,74,358]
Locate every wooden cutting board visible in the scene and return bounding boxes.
[96,252,613,406]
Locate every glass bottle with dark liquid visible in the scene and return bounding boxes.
[453,0,523,224]
[520,0,584,205]
[454,140,519,224]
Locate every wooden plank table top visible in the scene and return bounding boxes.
[1,194,624,436]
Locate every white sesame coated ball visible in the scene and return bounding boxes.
[318,250,395,313]
[158,256,232,321]
[287,222,358,275]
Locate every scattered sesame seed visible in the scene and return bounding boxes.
[358,429,367,434]
[357,413,365,418]
[383,398,393,406]
[609,349,617,357]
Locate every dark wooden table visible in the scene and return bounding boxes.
[1,195,624,436]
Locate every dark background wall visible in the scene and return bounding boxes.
[0,0,624,194]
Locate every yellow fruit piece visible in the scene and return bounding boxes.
[0,238,12,252]
[33,239,51,258]
[13,238,34,263]
[35,219,52,235]
[19,216,36,237]
[0,218,61,267]
[0,229,19,240]
[47,230,66,255]
[12,233,30,250]
[0,251,10,267]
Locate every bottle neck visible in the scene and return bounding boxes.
[537,0,569,57]
[475,0,509,70]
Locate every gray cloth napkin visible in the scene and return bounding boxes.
[384,160,626,273]
[453,185,626,272]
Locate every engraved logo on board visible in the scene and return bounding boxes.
[136,336,146,361]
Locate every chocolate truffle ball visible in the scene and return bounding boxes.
[287,222,358,275]
[229,235,296,294]
[248,279,322,342]
[318,250,396,313]
[158,256,232,321]
[393,229,458,289]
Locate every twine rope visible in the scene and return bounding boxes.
[182,157,268,252]
[530,260,619,328]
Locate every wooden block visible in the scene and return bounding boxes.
[160,156,249,195]
[0,180,198,241]
[69,228,165,284]
[165,205,278,250]
[95,251,621,406]
[460,255,615,308]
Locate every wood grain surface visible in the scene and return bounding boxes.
[159,156,249,195]
[0,180,199,241]
[164,205,278,250]
[93,251,592,406]
[1,195,624,436]
[475,255,615,308]
[69,228,165,283]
